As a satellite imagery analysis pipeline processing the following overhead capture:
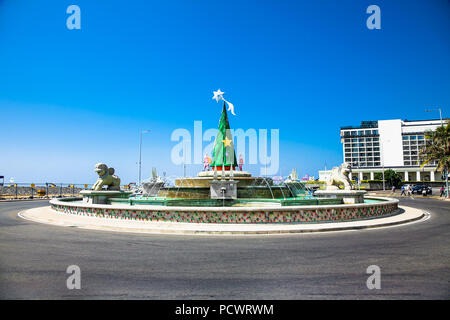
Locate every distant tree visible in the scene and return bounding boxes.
[419,121,450,173]
[419,120,450,197]
[385,169,403,187]
[374,169,402,187]
[373,172,382,180]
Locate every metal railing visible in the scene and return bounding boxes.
[0,183,92,199]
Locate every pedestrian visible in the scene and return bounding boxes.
[391,185,396,194]
[408,185,413,197]
[440,186,445,197]
[401,185,406,196]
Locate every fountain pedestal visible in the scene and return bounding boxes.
[314,189,366,204]
[80,190,132,204]
[210,180,239,200]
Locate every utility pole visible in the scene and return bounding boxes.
[139,130,150,186]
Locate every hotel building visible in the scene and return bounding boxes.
[333,118,446,182]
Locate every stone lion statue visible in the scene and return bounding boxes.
[326,162,352,190]
[92,163,121,191]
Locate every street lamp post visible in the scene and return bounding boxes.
[425,108,443,126]
[139,130,150,186]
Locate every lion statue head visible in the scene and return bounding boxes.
[94,163,109,177]
[340,162,351,176]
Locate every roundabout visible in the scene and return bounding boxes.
[0,197,448,299]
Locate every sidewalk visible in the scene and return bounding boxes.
[368,191,450,201]
[19,205,427,236]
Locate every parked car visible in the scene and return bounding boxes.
[412,185,432,195]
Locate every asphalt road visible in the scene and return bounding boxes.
[0,198,449,299]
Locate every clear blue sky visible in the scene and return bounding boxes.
[1,0,449,184]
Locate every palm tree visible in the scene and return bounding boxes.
[420,120,450,197]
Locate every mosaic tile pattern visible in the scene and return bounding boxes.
[51,202,398,224]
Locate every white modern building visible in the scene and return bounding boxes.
[331,118,446,182]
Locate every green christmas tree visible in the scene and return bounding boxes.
[210,102,238,169]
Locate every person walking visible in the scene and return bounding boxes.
[440,186,445,197]
[408,185,413,197]
[401,185,406,196]
[391,185,396,194]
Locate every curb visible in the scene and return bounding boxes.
[18,206,428,236]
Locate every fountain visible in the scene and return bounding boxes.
[50,100,399,224]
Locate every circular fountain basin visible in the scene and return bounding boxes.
[49,196,399,224]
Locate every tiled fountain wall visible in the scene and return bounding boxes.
[50,198,399,224]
